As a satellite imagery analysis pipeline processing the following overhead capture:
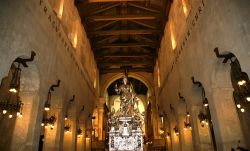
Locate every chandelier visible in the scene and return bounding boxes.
[41,80,60,130]
[41,115,57,129]
[77,128,83,138]
[0,51,35,119]
[0,63,23,119]
[64,95,75,134]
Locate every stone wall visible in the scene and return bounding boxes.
[156,0,250,151]
[0,0,98,151]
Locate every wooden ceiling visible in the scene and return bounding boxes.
[75,0,172,74]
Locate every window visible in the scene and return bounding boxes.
[170,23,177,50]
[58,0,64,19]
[181,0,191,17]
[157,66,161,88]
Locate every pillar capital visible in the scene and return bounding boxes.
[97,97,106,108]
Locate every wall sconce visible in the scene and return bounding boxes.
[41,92,58,131]
[170,104,180,136]
[191,76,213,127]
[41,115,57,130]
[76,105,85,138]
[9,51,36,93]
[179,93,192,131]
[9,63,21,93]
[64,114,68,121]
[0,96,24,119]
[48,115,56,129]
[64,125,71,134]
[44,80,61,111]
[192,76,209,109]
[203,98,209,107]
[215,48,250,113]
[159,127,164,136]
[235,76,249,111]
[77,128,83,138]
[0,52,36,118]
[65,95,75,120]
[184,122,192,131]
[166,132,170,138]
[233,92,247,113]
[198,112,209,127]
[44,92,51,111]
[64,95,75,134]
[173,126,179,136]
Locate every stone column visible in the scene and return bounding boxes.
[43,107,64,151]
[10,93,41,151]
[97,107,104,141]
[177,112,193,151]
[63,115,77,151]
[190,105,214,151]
[76,121,85,151]
[82,122,86,151]
[97,97,106,141]
[85,118,92,151]
[209,87,245,151]
[149,95,160,139]
[169,114,180,151]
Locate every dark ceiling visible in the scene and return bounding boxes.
[107,77,148,95]
[75,0,172,74]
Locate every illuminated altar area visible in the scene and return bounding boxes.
[108,75,144,151]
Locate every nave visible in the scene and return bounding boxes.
[0,0,250,151]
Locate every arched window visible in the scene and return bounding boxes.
[157,65,161,88]
[170,22,177,50]
[181,0,191,17]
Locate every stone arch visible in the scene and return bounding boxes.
[40,79,65,151]
[0,52,41,151]
[210,54,245,150]
[101,73,154,98]
[230,59,250,149]
[189,79,215,151]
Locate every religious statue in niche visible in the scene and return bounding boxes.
[109,75,143,151]
[115,76,137,115]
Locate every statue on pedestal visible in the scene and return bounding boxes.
[109,75,143,151]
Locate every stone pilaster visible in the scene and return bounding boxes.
[149,95,160,139]
[97,97,106,141]
[209,87,245,151]
[76,120,85,151]
[43,107,63,151]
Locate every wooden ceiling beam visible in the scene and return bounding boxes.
[94,42,158,48]
[87,15,159,21]
[88,0,146,2]
[89,3,120,15]
[138,47,157,53]
[127,3,161,14]
[90,29,160,36]
[94,20,118,31]
[129,20,157,29]
[133,35,155,42]
[94,35,118,44]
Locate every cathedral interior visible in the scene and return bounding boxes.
[0,0,250,151]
